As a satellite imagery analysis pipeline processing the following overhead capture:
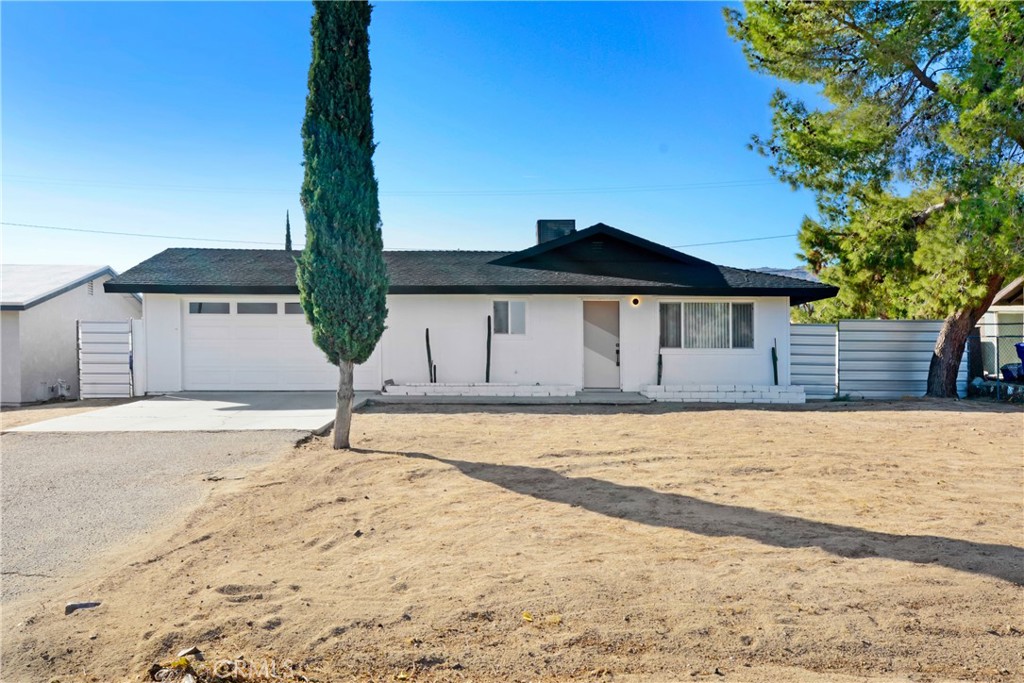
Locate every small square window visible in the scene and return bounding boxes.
[237,302,278,314]
[188,302,229,314]
[493,300,526,335]
[284,303,304,314]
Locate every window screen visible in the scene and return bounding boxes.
[659,303,681,348]
[237,302,278,314]
[188,302,229,314]
[509,301,526,334]
[284,303,303,314]
[684,302,730,348]
[493,301,509,334]
[493,301,526,335]
[732,303,754,348]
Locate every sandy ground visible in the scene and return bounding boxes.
[0,397,143,431]
[1,400,1021,682]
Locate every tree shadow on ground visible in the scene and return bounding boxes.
[360,449,1024,586]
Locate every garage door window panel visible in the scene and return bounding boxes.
[189,302,230,314]
[237,302,278,315]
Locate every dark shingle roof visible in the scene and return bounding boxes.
[105,248,836,304]
[104,225,838,305]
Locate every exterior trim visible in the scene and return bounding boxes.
[104,282,837,305]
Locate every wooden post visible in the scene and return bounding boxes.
[485,315,492,383]
[425,328,433,383]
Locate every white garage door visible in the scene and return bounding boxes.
[183,300,381,391]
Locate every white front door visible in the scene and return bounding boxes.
[583,300,620,389]
[182,299,381,391]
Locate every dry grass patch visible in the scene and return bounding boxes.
[2,401,1022,682]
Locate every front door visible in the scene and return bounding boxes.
[583,300,620,389]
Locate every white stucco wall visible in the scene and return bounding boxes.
[142,293,794,393]
[7,275,141,403]
[655,297,792,387]
[1,311,22,405]
[382,295,584,386]
[143,294,185,393]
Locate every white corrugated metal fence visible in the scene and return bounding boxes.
[78,319,134,399]
[791,320,968,399]
[790,324,837,399]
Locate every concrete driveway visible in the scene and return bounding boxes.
[7,391,373,432]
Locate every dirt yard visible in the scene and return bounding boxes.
[2,400,1021,682]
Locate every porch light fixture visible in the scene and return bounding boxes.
[630,297,642,307]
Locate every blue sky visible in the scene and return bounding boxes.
[2,1,821,273]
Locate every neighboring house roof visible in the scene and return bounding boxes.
[105,223,838,305]
[992,275,1023,307]
[751,266,819,283]
[1,264,122,311]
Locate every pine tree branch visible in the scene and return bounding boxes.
[836,13,940,94]
[911,197,957,226]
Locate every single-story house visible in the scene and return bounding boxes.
[2,265,142,405]
[105,221,838,403]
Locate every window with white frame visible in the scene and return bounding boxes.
[493,300,526,335]
[659,301,754,349]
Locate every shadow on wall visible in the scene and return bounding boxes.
[358,449,1024,586]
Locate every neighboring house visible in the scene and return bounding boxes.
[105,221,838,403]
[978,275,1024,376]
[1,265,142,405]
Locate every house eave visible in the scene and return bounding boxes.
[104,282,838,305]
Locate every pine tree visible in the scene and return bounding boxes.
[726,1,1023,397]
[285,210,292,252]
[297,0,388,448]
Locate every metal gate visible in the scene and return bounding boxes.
[77,319,134,399]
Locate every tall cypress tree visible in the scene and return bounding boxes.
[285,210,292,252]
[297,0,388,449]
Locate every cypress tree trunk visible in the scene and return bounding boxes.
[925,275,1004,398]
[334,361,354,449]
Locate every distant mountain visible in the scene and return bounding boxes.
[751,267,820,282]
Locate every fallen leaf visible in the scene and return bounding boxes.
[522,611,533,622]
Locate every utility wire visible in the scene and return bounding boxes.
[2,174,778,197]
[3,221,799,251]
[1,222,280,246]
[672,233,797,248]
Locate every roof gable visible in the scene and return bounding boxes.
[489,223,726,287]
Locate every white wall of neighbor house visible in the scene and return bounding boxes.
[1,312,22,405]
[8,275,141,403]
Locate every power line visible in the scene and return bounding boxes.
[1,222,280,246]
[3,220,799,252]
[2,174,778,197]
[672,233,797,248]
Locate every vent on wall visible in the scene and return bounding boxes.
[537,219,576,244]
[87,280,94,295]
